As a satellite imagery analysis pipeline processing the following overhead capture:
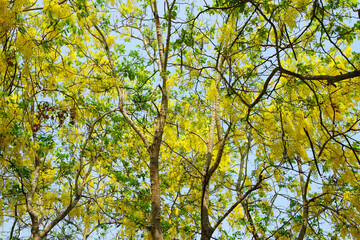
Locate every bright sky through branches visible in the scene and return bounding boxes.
[1,0,360,239]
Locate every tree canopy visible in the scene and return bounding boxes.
[1,0,360,239]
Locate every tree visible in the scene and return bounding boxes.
[1,1,127,239]
[1,0,360,239]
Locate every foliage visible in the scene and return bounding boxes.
[1,0,360,239]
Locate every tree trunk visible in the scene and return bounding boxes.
[148,0,169,238]
[149,147,163,240]
[200,176,214,240]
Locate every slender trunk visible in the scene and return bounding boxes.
[149,148,163,239]
[9,204,18,240]
[148,82,168,240]
[200,177,213,240]
[28,99,41,240]
[200,101,216,240]
[200,61,226,240]
[297,158,310,240]
[147,1,171,238]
